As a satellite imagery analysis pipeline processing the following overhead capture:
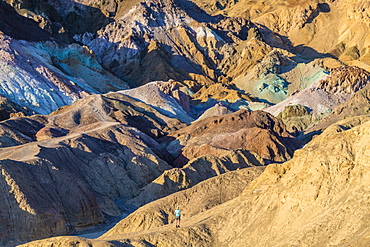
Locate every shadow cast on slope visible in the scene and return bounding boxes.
[2,0,114,42]
[257,20,334,64]
[59,2,114,40]
[0,1,51,41]
[174,0,223,24]
[292,44,335,61]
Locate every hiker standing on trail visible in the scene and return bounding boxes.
[175,206,181,228]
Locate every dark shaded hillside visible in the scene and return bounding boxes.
[0,1,51,41]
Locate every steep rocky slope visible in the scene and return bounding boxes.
[0,0,51,42]
[303,79,370,140]
[0,31,129,116]
[78,0,280,90]
[0,1,130,117]
[194,0,370,69]
[73,0,332,105]
[3,0,336,105]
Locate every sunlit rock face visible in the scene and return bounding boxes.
[164,109,303,167]
[265,66,370,134]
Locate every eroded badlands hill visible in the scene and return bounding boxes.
[0,81,301,245]
[1,0,370,246]
[22,115,370,247]
[163,109,303,167]
[194,0,370,68]
[0,32,129,114]
[0,1,129,117]
[0,91,176,245]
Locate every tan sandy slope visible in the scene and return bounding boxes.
[126,149,265,207]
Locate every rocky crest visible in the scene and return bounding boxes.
[317,66,370,93]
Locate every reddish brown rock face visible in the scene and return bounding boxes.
[167,109,302,167]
